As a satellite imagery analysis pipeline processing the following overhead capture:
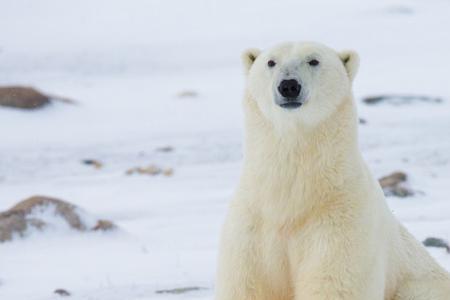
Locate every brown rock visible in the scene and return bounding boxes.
[379,171,407,188]
[92,219,116,231]
[0,86,77,110]
[378,171,414,197]
[0,86,50,109]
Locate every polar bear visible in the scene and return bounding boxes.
[215,42,450,300]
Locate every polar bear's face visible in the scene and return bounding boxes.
[242,42,359,128]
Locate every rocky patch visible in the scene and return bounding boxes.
[0,196,116,242]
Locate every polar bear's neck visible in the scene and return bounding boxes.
[237,95,364,222]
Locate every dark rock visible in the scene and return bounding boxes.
[423,237,450,253]
[81,159,103,169]
[156,146,174,153]
[54,289,71,297]
[155,287,206,294]
[363,94,442,105]
[358,118,367,125]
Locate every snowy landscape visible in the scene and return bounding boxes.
[1,0,450,299]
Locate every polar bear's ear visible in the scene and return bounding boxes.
[339,50,359,82]
[242,48,261,74]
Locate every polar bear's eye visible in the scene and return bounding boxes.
[267,60,276,67]
[308,59,320,66]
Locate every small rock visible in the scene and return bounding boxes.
[0,86,76,109]
[126,165,162,176]
[0,86,50,109]
[378,171,414,197]
[155,287,205,294]
[156,146,174,153]
[162,168,174,177]
[362,94,442,105]
[423,237,450,253]
[82,159,103,169]
[384,5,414,15]
[92,219,116,231]
[54,289,71,297]
[379,171,407,188]
[176,90,198,98]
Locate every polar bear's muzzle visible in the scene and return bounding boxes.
[277,79,303,109]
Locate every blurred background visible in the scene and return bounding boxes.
[0,0,449,299]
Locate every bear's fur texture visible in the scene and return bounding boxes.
[216,42,450,300]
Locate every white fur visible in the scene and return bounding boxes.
[216,42,450,300]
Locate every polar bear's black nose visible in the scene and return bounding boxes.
[278,79,301,98]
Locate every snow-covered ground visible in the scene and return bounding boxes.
[1,0,450,299]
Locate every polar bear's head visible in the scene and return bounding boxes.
[242,42,359,129]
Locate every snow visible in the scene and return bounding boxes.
[1,0,450,299]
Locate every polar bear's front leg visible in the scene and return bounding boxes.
[290,224,385,300]
[215,213,269,300]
